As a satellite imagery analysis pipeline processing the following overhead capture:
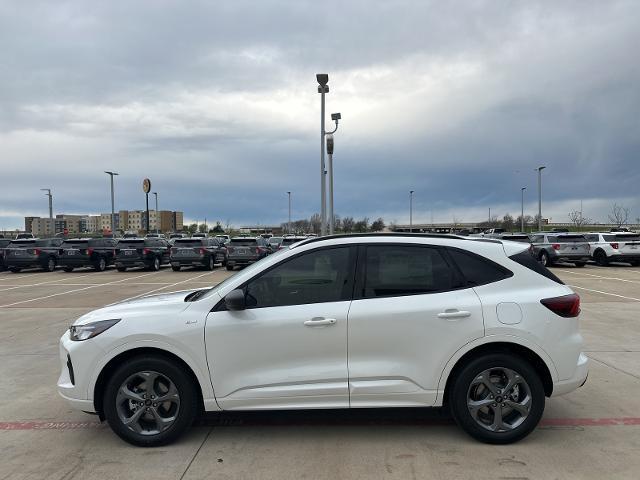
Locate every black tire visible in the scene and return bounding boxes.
[594,250,609,266]
[9,268,21,273]
[630,260,640,267]
[449,353,545,444]
[63,267,74,273]
[117,267,127,272]
[103,355,198,447]
[150,256,161,271]
[171,266,181,272]
[574,262,586,268]
[43,257,56,272]
[538,251,551,267]
[94,257,107,272]
[226,264,234,271]
[206,256,215,271]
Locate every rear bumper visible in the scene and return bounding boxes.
[227,257,260,265]
[553,254,590,263]
[606,254,640,262]
[59,258,93,267]
[5,258,43,269]
[552,352,589,397]
[170,257,206,267]
[116,258,152,268]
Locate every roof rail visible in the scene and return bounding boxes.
[291,232,502,248]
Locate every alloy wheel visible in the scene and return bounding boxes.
[466,367,532,433]
[115,370,181,436]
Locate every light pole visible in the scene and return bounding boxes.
[40,189,52,219]
[521,187,526,232]
[409,190,414,232]
[536,166,546,231]
[153,192,159,233]
[317,74,329,235]
[104,171,119,234]
[287,191,292,234]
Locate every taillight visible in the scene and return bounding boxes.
[31,248,41,255]
[143,248,151,255]
[541,293,580,318]
[255,247,261,254]
[87,248,94,255]
[610,243,619,249]
[199,248,206,255]
[552,244,560,250]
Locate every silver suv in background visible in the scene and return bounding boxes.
[585,232,640,266]
[530,233,590,267]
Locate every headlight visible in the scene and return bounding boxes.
[69,319,120,341]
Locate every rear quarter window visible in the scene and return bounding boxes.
[446,248,513,287]
[508,251,564,284]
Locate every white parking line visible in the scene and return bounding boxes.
[118,271,215,302]
[569,285,640,302]
[0,271,162,308]
[0,272,103,292]
[560,270,640,285]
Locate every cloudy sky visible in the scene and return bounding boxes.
[1,0,639,230]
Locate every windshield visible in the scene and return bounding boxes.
[230,238,258,246]
[61,240,88,248]
[174,239,201,247]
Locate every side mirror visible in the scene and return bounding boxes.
[225,289,246,311]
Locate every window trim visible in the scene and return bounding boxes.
[213,245,357,311]
[353,243,468,301]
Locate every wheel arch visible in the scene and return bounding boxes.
[439,341,555,406]
[93,347,207,420]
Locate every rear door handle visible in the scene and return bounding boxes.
[304,317,337,327]
[437,310,471,320]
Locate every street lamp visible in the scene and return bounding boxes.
[286,192,292,234]
[152,192,159,233]
[521,187,526,232]
[536,166,546,231]
[40,189,52,219]
[409,190,414,232]
[317,74,329,235]
[104,171,119,234]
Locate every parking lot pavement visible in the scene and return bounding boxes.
[1,263,639,479]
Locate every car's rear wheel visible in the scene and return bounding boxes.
[94,257,107,272]
[449,354,545,444]
[151,257,161,271]
[43,257,56,272]
[103,356,198,447]
[594,250,609,266]
[171,266,181,271]
[630,260,640,267]
[539,251,550,267]
[206,256,215,271]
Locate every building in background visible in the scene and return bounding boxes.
[24,217,38,233]
[30,218,55,237]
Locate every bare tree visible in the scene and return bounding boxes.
[501,214,514,231]
[568,210,592,229]
[608,203,630,228]
[342,216,355,233]
[370,217,385,232]
[309,213,322,234]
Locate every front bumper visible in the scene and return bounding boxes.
[552,352,589,396]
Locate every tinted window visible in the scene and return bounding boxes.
[530,235,544,243]
[0,239,11,247]
[549,235,586,243]
[509,251,563,284]
[584,234,599,242]
[447,248,512,287]
[175,239,202,247]
[616,234,640,242]
[61,240,88,248]
[245,247,353,308]
[231,238,258,246]
[9,240,37,247]
[363,245,454,298]
[119,240,144,248]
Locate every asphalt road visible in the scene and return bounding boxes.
[1,263,639,479]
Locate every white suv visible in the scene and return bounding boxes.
[584,232,640,266]
[58,234,588,446]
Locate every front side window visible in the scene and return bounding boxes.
[245,247,354,308]
[362,245,455,298]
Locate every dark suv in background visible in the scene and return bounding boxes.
[0,238,12,271]
[3,238,64,272]
[169,237,227,271]
[225,236,271,270]
[115,238,171,271]
[59,238,118,272]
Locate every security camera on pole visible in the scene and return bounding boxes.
[316,74,341,236]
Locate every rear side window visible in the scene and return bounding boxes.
[508,251,564,284]
[584,234,599,242]
[616,234,640,242]
[362,245,455,298]
[446,248,513,287]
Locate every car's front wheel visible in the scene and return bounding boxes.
[103,356,198,447]
[539,251,551,267]
[449,354,545,444]
[151,256,161,271]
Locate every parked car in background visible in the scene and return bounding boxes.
[191,233,206,238]
[59,238,118,272]
[215,235,230,244]
[15,233,35,240]
[0,238,12,271]
[225,236,271,270]
[585,232,640,266]
[115,238,171,272]
[144,233,166,239]
[278,236,308,250]
[530,233,590,267]
[58,233,588,446]
[3,238,64,272]
[169,233,187,240]
[170,237,227,271]
[122,232,138,239]
[496,233,532,244]
[268,236,283,250]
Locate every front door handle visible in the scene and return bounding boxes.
[437,310,471,320]
[304,317,337,327]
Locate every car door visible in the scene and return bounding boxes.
[347,244,484,407]
[205,245,356,410]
